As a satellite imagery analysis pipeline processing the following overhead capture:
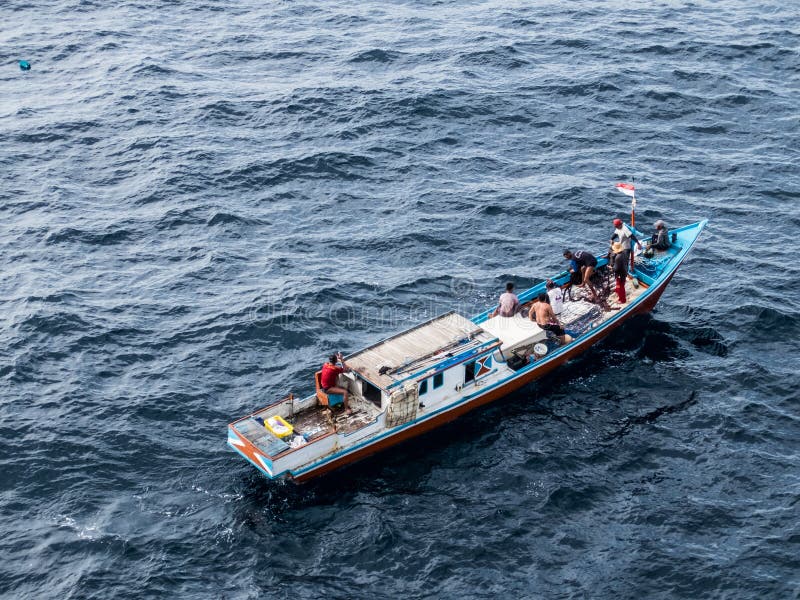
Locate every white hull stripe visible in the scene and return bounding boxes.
[228,431,245,448]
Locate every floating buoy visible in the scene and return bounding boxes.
[19,60,31,71]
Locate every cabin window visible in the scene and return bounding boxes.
[433,372,443,389]
[419,379,428,395]
[464,361,476,384]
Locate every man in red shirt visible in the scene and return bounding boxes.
[321,352,351,413]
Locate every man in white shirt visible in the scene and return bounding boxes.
[611,218,642,285]
[546,279,563,315]
[611,218,641,254]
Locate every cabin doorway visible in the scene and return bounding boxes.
[362,379,382,408]
[464,361,476,384]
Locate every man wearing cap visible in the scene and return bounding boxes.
[610,242,628,304]
[610,218,642,257]
[320,352,352,414]
[650,220,670,250]
[610,218,641,286]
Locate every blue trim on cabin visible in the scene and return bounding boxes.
[387,339,501,390]
[255,221,708,480]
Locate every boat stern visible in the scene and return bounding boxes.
[227,421,279,478]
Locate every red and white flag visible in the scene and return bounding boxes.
[615,182,636,198]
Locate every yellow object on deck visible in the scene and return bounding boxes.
[264,415,293,439]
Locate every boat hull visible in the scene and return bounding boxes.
[290,276,673,482]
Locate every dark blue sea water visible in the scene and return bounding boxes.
[2,1,800,598]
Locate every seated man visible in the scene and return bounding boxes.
[649,219,670,250]
[320,352,351,413]
[529,293,572,345]
[492,282,520,317]
[546,279,563,316]
[563,249,598,299]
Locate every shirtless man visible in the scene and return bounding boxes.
[529,293,572,345]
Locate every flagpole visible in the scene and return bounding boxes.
[630,177,636,270]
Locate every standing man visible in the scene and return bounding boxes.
[611,217,642,285]
[321,352,351,413]
[492,282,520,317]
[610,242,628,304]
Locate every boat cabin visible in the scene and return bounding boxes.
[345,311,501,422]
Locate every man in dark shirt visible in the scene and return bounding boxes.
[321,352,351,413]
[563,249,597,287]
[650,220,670,250]
[611,242,628,304]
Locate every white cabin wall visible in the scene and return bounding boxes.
[416,364,466,407]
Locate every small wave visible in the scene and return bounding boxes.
[45,227,134,246]
[51,42,83,61]
[549,38,594,50]
[153,208,206,230]
[643,89,695,103]
[737,305,800,338]
[687,124,728,134]
[689,327,729,357]
[15,132,68,144]
[218,152,375,189]
[25,291,82,304]
[349,49,403,64]
[488,114,532,125]
[672,69,716,81]
[546,80,622,98]
[206,212,264,227]
[543,484,604,512]
[458,46,530,69]
[16,312,93,337]
[714,94,752,107]
[481,205,506,216]
[198,100,250,124]
[129,63,175,77]
[636,42,700,56]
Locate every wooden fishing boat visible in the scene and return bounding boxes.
[228,220,707,482]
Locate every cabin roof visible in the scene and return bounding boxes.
[346,311,497,390]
